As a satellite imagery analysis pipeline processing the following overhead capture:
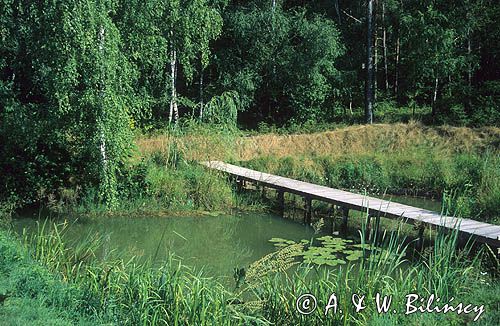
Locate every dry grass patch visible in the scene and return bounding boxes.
[136,122,500,162]
[236,122,500,160]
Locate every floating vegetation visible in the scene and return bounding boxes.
[268,237,297,248]
[268,236,367,267]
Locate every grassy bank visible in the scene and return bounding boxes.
[1,209,499,325]
[137,122,499,223]
[241,150,499,223]
[138,122,499,161]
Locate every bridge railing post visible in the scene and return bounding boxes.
[236,177,243,192]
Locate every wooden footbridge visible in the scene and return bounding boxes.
[202,161,500,247]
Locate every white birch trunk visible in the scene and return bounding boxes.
[467,33,472,88]
[394,34,400,98]
[98,25,108,172]
[169,47,178,124]
[433,77,439,104]
[432,76,439,115]
[373,0,378,102]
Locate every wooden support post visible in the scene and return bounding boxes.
[236,177,243,192]
[417,224,425,250]
[327,205,335,234]
[277,190,285,217]
[341,207,349,232]
[304,197,312,225]
[261,185,266,198]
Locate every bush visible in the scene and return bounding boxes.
[183,165,234,210]
[0,232,23,274]
[11,264,54,299]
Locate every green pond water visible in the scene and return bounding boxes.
[13,195,441,285]
[13,212,320,284]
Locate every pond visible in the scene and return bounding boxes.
[13,212,321,284]
[13,195,441,285]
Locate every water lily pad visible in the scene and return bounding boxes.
[352,243,371,249]
[324,260,340,267]
[269,237,288,243]
[346,253,362,261]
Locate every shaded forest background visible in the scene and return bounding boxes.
[1,0,499,206]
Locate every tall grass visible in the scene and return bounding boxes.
[236,222,492,325]
[12,220,262,325]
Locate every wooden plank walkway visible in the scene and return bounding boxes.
[202,161,500,247]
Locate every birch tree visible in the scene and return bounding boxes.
[117,0,222,125]
[0,0,134,207]
[365,0,375,123]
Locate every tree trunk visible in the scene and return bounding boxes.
[374,0,378,102]
[467,36,472,88]
[98,25,108,174]
[169,48,178,124]
[394,32,400,101]
[382,2,389,91]
[466,31,472,112]
[431,77,439,116]
[349,95,353,115]
[199,64,204,120]
[334,0,341,23]
[365,0,374,124]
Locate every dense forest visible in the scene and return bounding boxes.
[1,0,499,207]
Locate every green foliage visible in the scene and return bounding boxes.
[0,0,134,208]
[1,0,499,211]
[202,90,240,127]
[232,220,493,325]
[116,0,224,127]
[218,2,344,125]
